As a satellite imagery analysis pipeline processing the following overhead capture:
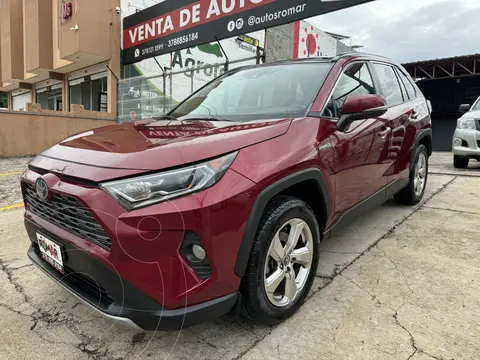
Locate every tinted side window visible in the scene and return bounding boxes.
[372,63,404,107]
[323,62,376,118]
[397,69,416,100]
[394,70,408,102]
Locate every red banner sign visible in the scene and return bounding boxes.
[123,0,374,64]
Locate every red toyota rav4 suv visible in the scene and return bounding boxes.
[22,53,432,331]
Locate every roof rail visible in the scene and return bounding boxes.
[332,52,391,62]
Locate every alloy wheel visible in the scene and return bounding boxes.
[414,152,427,197]
[264,218,314,307]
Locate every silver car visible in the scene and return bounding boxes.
[453,96,480,168]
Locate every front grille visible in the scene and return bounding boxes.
[34,243,114,308]
[477,140,480,149]
[63,267,114,309]
[22,182,111,250]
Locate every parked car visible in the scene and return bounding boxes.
[453,96,480,168]
[21,53,432,331]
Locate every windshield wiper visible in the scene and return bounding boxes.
[153,115,177,120]
[184,117,232,122]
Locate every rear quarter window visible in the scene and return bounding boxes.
[372,63,404,107]
[396,69,417,100]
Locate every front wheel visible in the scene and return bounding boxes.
[394,145,429,205]
[241,196,320,325]
[453,155,469,169]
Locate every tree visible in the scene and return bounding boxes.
[0,92,7,108]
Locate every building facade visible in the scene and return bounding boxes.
[0,0,121,157]
[0,0,120,115]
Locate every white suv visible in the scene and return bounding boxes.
[453,96,480,168]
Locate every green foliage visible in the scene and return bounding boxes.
[0,92,7,108]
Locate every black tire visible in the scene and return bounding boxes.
[240,196,320,325]
[453,155,469,169]
[394,145,429,205]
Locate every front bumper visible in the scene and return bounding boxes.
[28,243,239,331]
[21,157,258,329]
[452,128,480,158]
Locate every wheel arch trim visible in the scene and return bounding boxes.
[415,128,433,156]
[234,168,330,278]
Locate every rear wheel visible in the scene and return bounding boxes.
[394,145,429,205]
[241,196,320,325]
[453,155,469,169]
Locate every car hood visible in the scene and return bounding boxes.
[461,110,480,119]
[40,119,292,171]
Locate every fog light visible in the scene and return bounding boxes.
[192,245,206,261]
[181,232,211,279]
[454,138,462,146]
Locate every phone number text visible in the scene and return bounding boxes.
[139,32,200,56]
[168,32,199,48]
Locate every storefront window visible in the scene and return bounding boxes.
[70,76,107,112]
[37,88,63,111]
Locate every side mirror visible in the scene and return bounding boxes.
[337,94,388,132]
[459,104,470,114]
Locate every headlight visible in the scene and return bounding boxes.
[101,152,238,210]
[457,118,476,130]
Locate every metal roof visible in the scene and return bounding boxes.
[402,54,480,80]
[402,54,480,66]
[402,54,480,67]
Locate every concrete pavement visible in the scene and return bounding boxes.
[430,152,480,177]
[0,157,31,209]
[0,155,479,359]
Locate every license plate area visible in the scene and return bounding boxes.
[37,233,64,274]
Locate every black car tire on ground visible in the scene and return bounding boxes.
[453,155,469,169]
[240,196,320,325]
[394,145,429,205]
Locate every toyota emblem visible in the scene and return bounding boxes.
[36,178,49,201]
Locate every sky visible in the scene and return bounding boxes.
[309,0,480,63]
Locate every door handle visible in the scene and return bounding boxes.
[411,110,419,120]
[379,127,392,138]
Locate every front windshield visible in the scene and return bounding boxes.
[169,62,332,122]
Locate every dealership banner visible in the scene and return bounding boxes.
[123,0,373,64]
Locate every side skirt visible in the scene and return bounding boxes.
[323,178,409,241]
